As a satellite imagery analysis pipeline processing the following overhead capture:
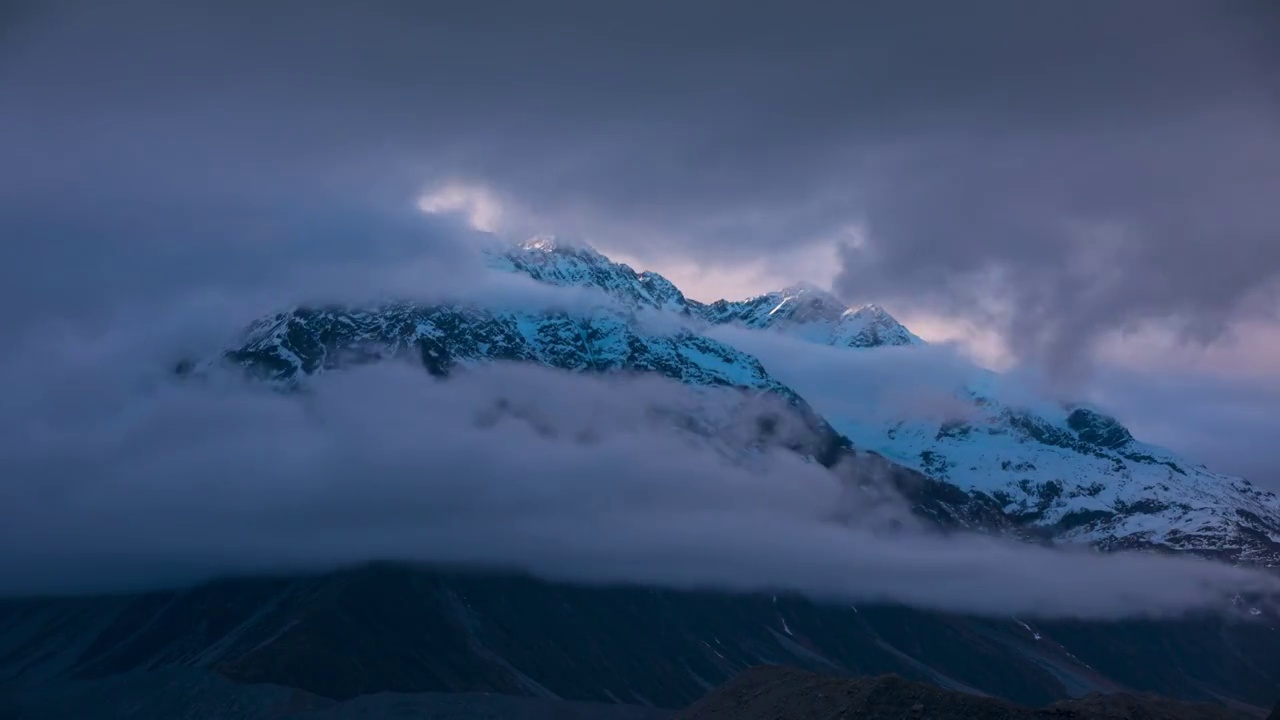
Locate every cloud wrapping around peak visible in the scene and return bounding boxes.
[707,324,1280,492]
[4,0,1277,360]
[1,326,1276,618]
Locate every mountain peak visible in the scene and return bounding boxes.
[698,286,923,349]
[518,235,561,252]
[779,280,832,296]
[489,238,690,313]
[515,234,604,258]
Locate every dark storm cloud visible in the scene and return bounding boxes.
[4,1,1276,353]
[838,116,1280,373]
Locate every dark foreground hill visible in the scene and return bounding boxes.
[2,664,1266,720]
[1,564,1277,715]
[676,665,1252,720]
[1,666,671,720]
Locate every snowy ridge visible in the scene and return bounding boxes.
[231,301,782,393]
[225,302,865,466]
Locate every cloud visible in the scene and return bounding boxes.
[708,325,1280,492]
[5,1,1275,332]
[1,0,1277,616]
[707,326,1041,423]
[418,182,506,233]
[1086,368,1280,489]
[0,322,1274,618]
[833,118,1280,376]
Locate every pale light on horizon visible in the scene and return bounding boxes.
[417,181,504,233]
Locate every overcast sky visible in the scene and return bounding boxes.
[1,1,1277,487]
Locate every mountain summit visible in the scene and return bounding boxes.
[486,239,922,349]
[487,236,692,314]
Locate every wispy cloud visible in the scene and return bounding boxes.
[1,325,1274,617]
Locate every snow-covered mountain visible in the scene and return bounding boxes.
[222,237,1280,567]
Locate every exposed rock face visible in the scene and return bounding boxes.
[676,665,1249,720]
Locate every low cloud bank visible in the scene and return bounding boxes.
[1,327,1275,618]
[707,326,1040,422]
[711,324,1280,491]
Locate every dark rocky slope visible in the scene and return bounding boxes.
[1,565,1276,712]
[2,666,671,720]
